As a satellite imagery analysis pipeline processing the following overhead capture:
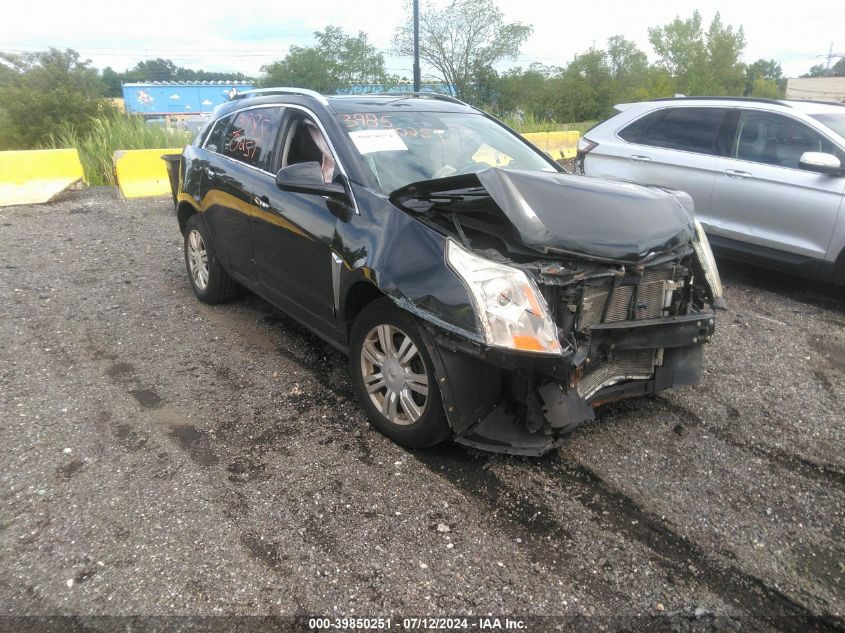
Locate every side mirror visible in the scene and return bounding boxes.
[275,162,348,198]
[798,151,843,176]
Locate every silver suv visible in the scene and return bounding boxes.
[577,98,845,284]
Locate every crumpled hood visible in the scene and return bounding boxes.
[392,168,696,262]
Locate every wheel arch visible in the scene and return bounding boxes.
[341,278,386,340]
[177,201,199,236]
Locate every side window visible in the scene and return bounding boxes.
[204,114,234,153]
[280,113,337,183]
[220,107,284,171]
[734,111,841,169]
[639,108,728,155]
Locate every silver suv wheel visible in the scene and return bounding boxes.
[187,229,209,291]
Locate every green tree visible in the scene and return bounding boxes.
[113,58,251,86]
[494,64,553,119]
[747,77,781,98]
[704,13,746,94]
[744,59,784,97]
[0,48,109,149]
[465,63,500,109]
[804,64,829,78]
[803,57,845,78]
[393,0,532,101]
[607,36,648,80]
[606,36,649,101]
[260,47,335,92]
[127,58,178,82]
[101,66,123,97]
[183,69,249,82]
[259,26,395,92]
[648,11,745,95]
[648,10,707,93]
[550,49,614,122]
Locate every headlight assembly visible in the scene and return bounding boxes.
[446,239,562,355]
[692,220,726,309]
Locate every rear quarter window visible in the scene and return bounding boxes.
[617,111,656,144]
[204,114,233,153]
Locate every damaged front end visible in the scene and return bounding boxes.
[391,168,724,456]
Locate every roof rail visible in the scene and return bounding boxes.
[650,96,789,107]
[231,87,330,106]
[373,91,468,106]
[789,99,845,108]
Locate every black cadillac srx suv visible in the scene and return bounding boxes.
[165,88,723,456]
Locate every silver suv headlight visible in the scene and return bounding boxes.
[446,239,562,355]
[692,220,726,308]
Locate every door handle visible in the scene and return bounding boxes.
[629,154,652,162]
[724,169,751,178]
[204,166,221,177]
[253,195,271,210]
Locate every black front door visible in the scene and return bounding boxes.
[253,111,341,335]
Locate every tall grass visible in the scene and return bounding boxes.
[45,115,192,186]
[499,113,596,135]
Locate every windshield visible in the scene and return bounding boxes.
[811,113,845,140]
[336,111,558,193]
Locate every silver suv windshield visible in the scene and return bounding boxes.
[335,111,558,193]
[810,113,845,140]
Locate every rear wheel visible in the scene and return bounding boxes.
[184,214,238,303]
[350,299,451,449]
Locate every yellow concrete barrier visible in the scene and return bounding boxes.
[113,148,183,199]
[521,130,580,160]
[0,149,85,207]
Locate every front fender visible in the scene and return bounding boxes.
[336,184,482,340]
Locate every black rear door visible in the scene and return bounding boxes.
[200,107,284,283]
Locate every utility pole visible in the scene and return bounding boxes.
[413,0,421,92]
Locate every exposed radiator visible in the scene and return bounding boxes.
[579,268,674,331]
[577,350,657,400]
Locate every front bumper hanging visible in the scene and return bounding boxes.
[425,311,716,456]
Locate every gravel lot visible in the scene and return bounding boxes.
[1,188,843,632]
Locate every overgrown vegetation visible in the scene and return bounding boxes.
[44,115,191,186]
[0,49,112,149]
[497,114,595,135]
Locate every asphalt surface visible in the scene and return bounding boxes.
[1,188,843,632]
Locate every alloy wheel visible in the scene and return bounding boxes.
[187,229,209,291]
[360,324,429,426]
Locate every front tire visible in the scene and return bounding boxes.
[350,299,451,449]
[184,214,238,304]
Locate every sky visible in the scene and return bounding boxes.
[0,0,842,80]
